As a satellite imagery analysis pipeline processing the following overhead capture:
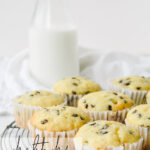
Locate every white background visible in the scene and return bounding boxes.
[1,0,150,56]
[1,0,150,134]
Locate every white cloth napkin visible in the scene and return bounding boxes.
[1,48,150,115]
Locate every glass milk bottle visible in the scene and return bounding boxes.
[29,0,79,87]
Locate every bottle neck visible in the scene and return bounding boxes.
[31,0,74,29]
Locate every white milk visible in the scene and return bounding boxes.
[29,26,79,87]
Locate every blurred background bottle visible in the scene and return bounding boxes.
[29,0,79,87]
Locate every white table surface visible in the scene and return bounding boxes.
[0,115,14,135]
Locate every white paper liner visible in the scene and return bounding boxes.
[146,99,150,104]
[108,81,147,105]
[74,137,143,150]
[12,100,67,129]
[28,121,78,150]
[64,94,84,107]
[125,119,150,150]
[85,108,130,123]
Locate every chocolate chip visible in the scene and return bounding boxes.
[72,83,78,86]
[91,104,95,108]
[83,100,86,103]
[85,91,90,94]
[120,96,124,99]
[72,91,76,95]
[56,110,60,115]
[108,105,112,110]
[119,80,123,83]
[98,131,108,135]
[129,130,133,134]
[136,87,141,90]
[132,110,137,114]
[30,94,34,97]
[102,131,108,134]
[138,114,142,118]
[124,100,127,104]
[90,123,96,126]
[44,108,49,111]
[41,119,48,124]
[102,124,109,130]
[85,104,88,109]
[113,92,118,95]
[80,116,84,120]
[72,114,78,117]
[148,117,150,120]
[72,77,80,81]
[124,82,130,86]
[36,91,40,94]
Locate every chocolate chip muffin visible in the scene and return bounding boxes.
[53,76,101,106]
[30,106,90,132]
[111,76,150,91]
[13,90,66,107]
[109,75,150,105]
[29,106,90,150]
[12,90,66,129]
[126,104,150,149]
[74,120,142,150]
[78,91,134,122]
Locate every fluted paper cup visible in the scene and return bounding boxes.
[28,121,77,150]
[125,119,150,150]
[12,100,67,129]
[63,94,84,107]
[108,81,147,105]
[85,108,130,123]
[74,137,143,150]
[146,99,150,104]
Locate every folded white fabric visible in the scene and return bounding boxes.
[1,48,150,115]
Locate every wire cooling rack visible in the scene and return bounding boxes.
[0,121,70,150]
[0,121,33,150]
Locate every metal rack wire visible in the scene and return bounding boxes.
[0,121,33,150]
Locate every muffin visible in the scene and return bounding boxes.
[125,104,150,149]
[109,75,150,105]
[78,91,134,122]
[53,76,101,106]
[28,106,90,150]
[74,120,143,150]
[12,90,67,129]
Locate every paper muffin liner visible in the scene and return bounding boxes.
[64,94,84,107]
[146,99,150,104]
[85,108,130,123]
[125,119,150,150]
[12,100,67,129]
[74,137,143,150]
[108,81,147,105]
[28,121,78,150]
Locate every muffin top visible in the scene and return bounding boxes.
[13,90,65,107]
[126,104,150,127]
[78,91,134,111]
[75,120,141,149]
[30,106,90,132]
[111,75,150,91]
[53,76,101,95]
